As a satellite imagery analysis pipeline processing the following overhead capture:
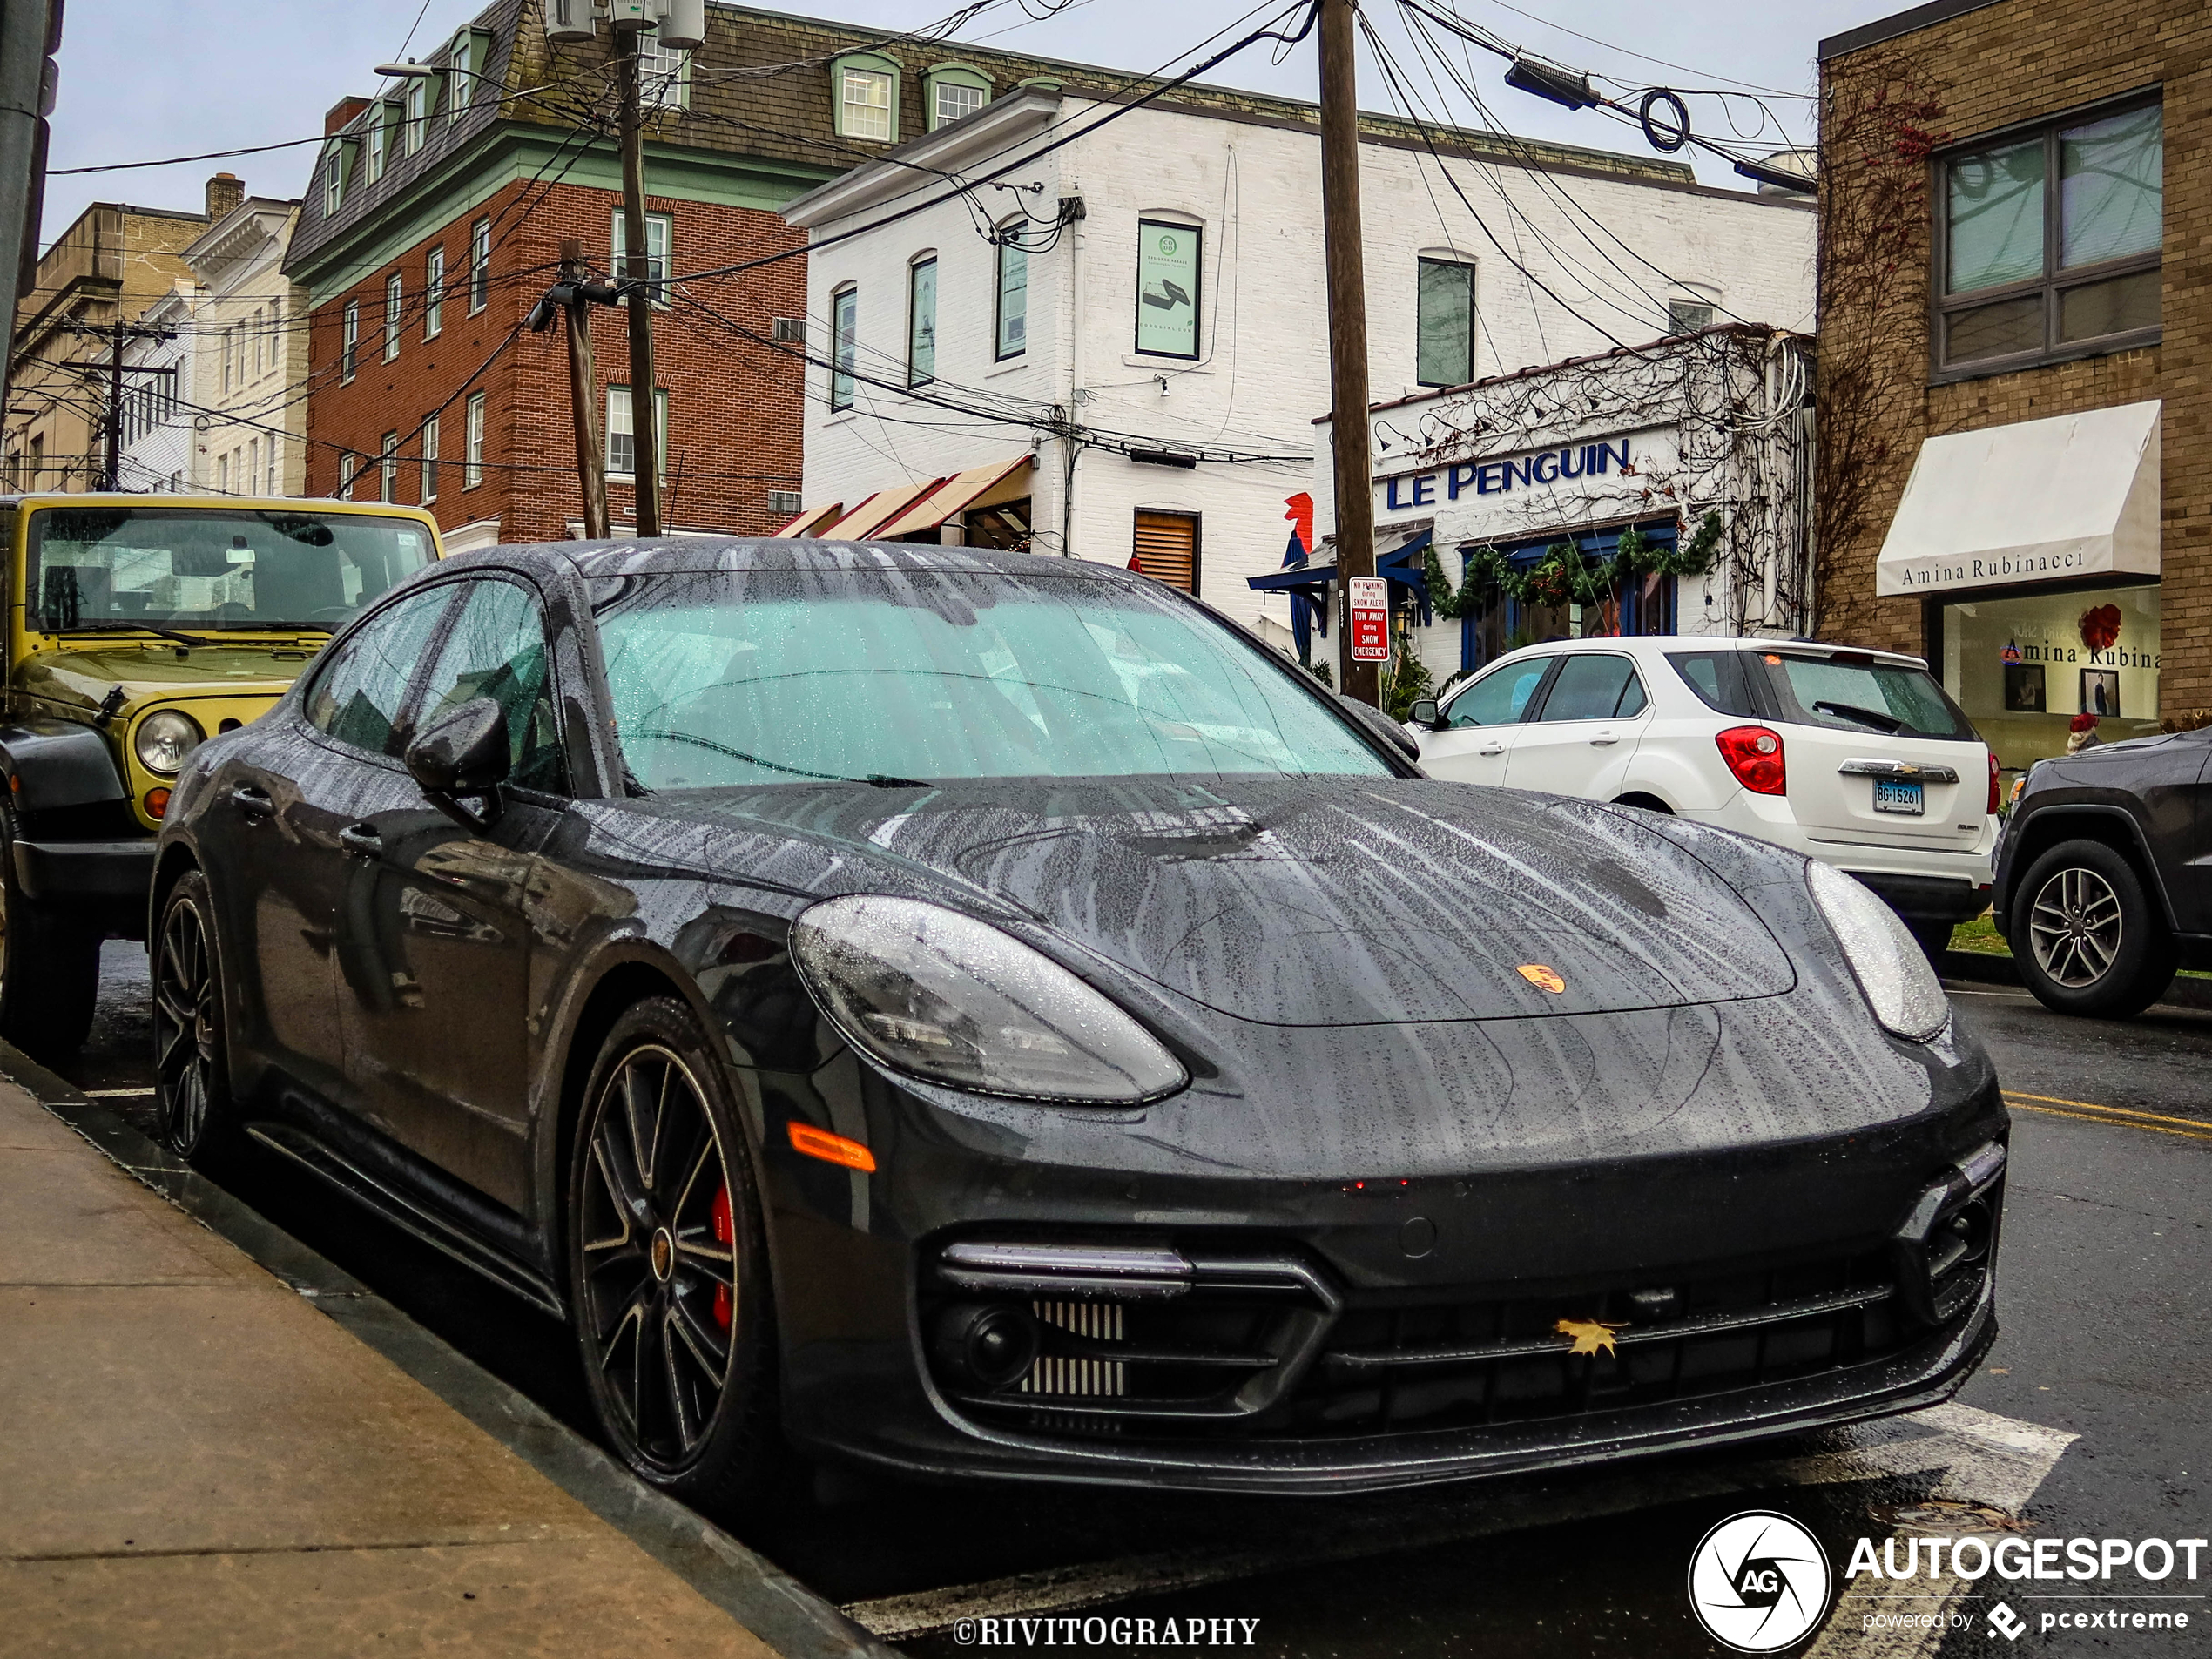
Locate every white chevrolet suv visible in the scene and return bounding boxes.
[1406,636,2000,953]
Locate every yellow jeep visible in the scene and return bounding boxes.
[1,495,443,1055]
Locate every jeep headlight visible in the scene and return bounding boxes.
[134,710,205,777]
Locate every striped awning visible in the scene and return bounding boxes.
[820,479,951,540]
[876,455,1036,537]
[772,501,845,537]
[770,455,1037,542]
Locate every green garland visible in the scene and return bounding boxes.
[1423,509,1723,616]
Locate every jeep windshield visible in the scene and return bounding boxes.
[24,507,434,635]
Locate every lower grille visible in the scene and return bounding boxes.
[1022,1302,1129,1399]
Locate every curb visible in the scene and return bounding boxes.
[0,1042,898,1659]
[1939,948,2212,1013]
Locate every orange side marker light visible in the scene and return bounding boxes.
[1516,963,1566,994]
[788,1122,877,1172]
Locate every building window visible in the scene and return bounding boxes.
[605,384,668,480]
[469,217,490,313]
[322,142,348,216]
[341,300,359,382]
[421,412,440,502]
[251,308,265,379]
[768,488,803,516]
[639,36,690,111]
[368,107,390,183]
[384,273,403,361]
[1416,256,1475,386]
[338,451,357,500]
[216,451,230,496]
[464,392,485,488]
[247,438,260,497]
[907,256,936,386]
[1668,296,1716,334]
[830,285,858,410]
[1133,510,1200,594]
[404,78,428,153]
[610,211,671,305]
[379,432,399,502]
[448,27,485,125]
[1937,98,2161,374]
[1133,219,1197,359]
[925,63,990,130]
[266,437,278,495]
[425,246,444,339]
[996,234,1028,360]
[833,54,899,142]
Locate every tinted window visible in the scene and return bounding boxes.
[26,507,434,633]
[590,566,1391,789]
[1757,652,1978,741]
[1444,658,1552,728]
[302,585,455,757]
[1534,654,1645,721]
[1668,650,1760,718]
[415,578,568,792]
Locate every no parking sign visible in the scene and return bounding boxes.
[1348,577,1390,663]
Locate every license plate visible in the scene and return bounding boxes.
[1873,779,1925,815]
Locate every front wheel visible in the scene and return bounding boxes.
[0,817,99,1059]
[567,997,782,1518]
[2012,839,2175,1019]
[151,870,239,1164]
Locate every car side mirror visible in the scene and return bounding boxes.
[1409,698,1440,731]
[1335,692,1421,764]
[405,697,510,830]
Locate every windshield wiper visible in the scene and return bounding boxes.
[54,621,218,650]
[1814,698,1904,734]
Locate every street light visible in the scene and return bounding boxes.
[372,60,435,78]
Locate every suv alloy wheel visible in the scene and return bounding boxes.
[2012,838,2177,1019]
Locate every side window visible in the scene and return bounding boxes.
[303,586,455,758]
[1444,657,1552,728]
[413,578,569,793]
[1533,654,1644,721]
[1667,650,1759,718]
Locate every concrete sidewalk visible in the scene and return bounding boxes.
[0,1076,805,1657]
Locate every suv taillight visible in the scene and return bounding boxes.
[1716,725,1786,795]
[1987,750,2000,815]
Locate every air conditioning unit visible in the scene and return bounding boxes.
[768,489,803,516]
[771,317,806,344]
[543,0,595,43]
[656,0,706,49]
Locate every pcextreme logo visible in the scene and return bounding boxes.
[1688,1511,1833,1653]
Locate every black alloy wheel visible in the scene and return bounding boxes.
[0,813,101,1058]
[568,997,780,1514]
[152,870,238,1163]
[2012,838,2176,1020]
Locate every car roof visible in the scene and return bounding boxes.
[1468,635,1931,671]
[0,491,439,523]
[454,536,1153,586]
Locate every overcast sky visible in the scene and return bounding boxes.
[46,0,1888,244]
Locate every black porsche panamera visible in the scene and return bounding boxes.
[151,537,2006,1510]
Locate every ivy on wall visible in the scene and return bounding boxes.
[1420,510,1723,617]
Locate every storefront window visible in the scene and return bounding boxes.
[1939,582,2161,772]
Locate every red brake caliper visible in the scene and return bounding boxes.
[711,1184,733,1331]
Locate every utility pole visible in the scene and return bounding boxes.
[612,22,661,536]
[76,320,172,492]
[0,0,58,411]
[1318,0,1378,706]
[558,238,610,537]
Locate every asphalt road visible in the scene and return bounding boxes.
[58,947,2212,1657]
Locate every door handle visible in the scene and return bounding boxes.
[1478,741,1506,757]
[1589,730,1619,746]
[231,784,274,821]
[338,823,383,860]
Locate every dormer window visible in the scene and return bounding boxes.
[833,52,900,142]
[924,63,991,130]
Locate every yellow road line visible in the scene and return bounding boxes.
[2002,1090,2212,1131]
[2005,1101,2212,1144]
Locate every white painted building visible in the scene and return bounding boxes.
[777,83,1814,646]
[115,281,199,492]
[182,188,308,498]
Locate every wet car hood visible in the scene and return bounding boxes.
[17,643,310,711]
[671,777,1796,1026]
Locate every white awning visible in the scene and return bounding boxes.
[1875,400,2161,597]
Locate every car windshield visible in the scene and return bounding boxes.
[1756,652,1978,741]
[590,563,1392,787]
[25,507,435,634]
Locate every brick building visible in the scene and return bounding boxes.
[1816,0,2202,778]
[284,0,1149,550]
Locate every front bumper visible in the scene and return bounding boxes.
[11,836,157,906]
[759,1013,2008,1494]
[1848,870,1996,925]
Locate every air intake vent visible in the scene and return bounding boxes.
[1022,1301,1127,1397]
[772,317,806,343]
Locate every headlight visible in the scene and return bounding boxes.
[133,709,205,777]
[1805,860,1949,1041]
[790,894,1189,1104]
